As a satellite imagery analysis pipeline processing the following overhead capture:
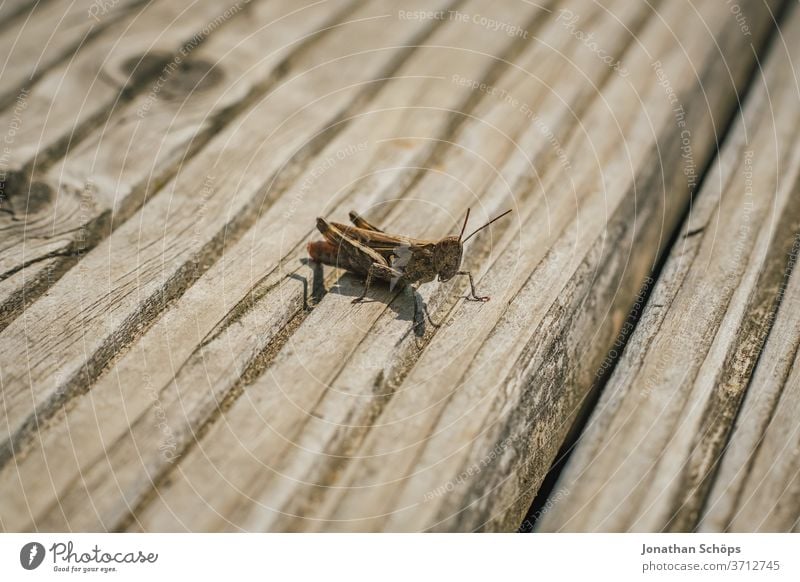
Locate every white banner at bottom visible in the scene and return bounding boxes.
[0,533,796,581]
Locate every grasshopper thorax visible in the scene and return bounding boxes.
[434,236,463,282]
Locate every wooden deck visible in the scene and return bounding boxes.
[1,0,799,532]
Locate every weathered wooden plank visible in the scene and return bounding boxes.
[1,0,542,533]
[0,0,461,531]
[2,0,790,536]
[230,0,656,534]
[0,0,263,329]
[130,2,577,529]
[537,2,800,533]
[700,250,800,532]
[0,255,58,313]
[698,19,800,528]
[305,0,784,533]
[0,0,237,175]
[0,0,145,109]
[126,0,764,532]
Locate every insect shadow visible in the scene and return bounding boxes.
[295,258,326,307]
[297,257,437,337]
[332,273,441,338]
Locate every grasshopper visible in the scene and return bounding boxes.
[307,208,512,304]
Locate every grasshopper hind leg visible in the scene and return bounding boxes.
[348,210,384,232]
[313,217,404,304]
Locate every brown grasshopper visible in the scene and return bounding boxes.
[307,208,512,303]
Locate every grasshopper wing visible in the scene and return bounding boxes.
[314,218,389,274]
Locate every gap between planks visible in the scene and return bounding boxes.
[523,0,795,532]
[536,0,800,532]
[127,0,770,532]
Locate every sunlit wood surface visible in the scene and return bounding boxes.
[0,0,798,532]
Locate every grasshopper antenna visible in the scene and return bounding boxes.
[458,208,471,241]
[461,209,513,244]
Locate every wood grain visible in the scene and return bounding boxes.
[701,245,800,532]
[0,0,270,329]
[1,0,796,534]
[537,1,800,533]
[0,0,462,530]
[130,0,781,532]
[0,0,145,109]
[697,10,800,526]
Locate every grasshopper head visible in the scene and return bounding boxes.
[434,236,463,282]
[435,207,512,284]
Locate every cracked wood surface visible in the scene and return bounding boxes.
[1,0,798,532]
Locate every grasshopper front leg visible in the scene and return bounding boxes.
[456,271,490,302]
